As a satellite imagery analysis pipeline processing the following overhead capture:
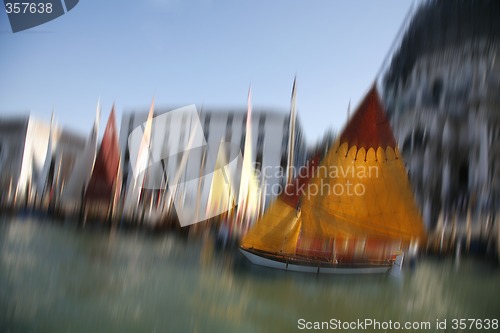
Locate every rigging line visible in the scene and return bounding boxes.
[374,0,417,83]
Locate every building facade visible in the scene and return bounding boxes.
[119,106,307,224]
[382,1,500,230]
[0,115,86,208]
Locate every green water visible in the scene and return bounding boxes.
[0,217,499,332]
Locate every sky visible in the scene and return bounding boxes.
[0,0,415,144]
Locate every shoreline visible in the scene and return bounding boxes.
[1,203,498,264]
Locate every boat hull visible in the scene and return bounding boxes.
[240,248,393,274]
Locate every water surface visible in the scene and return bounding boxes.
[1,217,499,332]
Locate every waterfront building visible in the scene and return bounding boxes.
[118,105,307,227]
[0,115,86,208]
[382,0,500,232]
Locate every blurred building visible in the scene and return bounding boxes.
[383,0,500,230]
[119,107,307,223]
[0,115,86,208]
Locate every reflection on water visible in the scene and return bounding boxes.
[0,217,499,332]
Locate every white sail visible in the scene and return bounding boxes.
[60,101,100,209]
[123,98,155,217]
[236,87,261,230]
[37,112,54,198]
[167,115,203,226]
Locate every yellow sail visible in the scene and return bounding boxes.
[301,86,426,244]
[240,198,301,254]
[241,85,426,259]
[207,141,236,217]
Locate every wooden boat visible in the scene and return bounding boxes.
[240,85,425,274]
[240,247,395,274]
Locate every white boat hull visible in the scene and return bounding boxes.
[240,248,393,274]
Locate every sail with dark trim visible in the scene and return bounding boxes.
[241,85,426,262]
[301,85,426,243]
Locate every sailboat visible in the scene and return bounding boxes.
[60,101,100,212]
[36,112,55,207]
[122,98,155,220]
[206,140,237,219]
[240,86,426,274]
[84,106,122,220]
[235,87,262,233]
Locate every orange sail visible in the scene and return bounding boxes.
[240,157,319,255]
[242,85,426,265]
[300,85,426,243]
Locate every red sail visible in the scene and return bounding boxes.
[339,84,396,151]
[85,107,121,204]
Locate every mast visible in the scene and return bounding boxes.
[158,105,173,221]
[237,86,261,231]
[168,113,199,227]
[286,76,297,185]
[375,1,416,86]
[193,103,207,224]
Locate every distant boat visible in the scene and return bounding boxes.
[206,140,237,219]
[235,87,262,234]
[36,112,54,205]
[240,85,426,274]
[60,101,100,212]
[84,106,122,220]
[122,98,155,219]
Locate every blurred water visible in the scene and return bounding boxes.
[0,217,499,333]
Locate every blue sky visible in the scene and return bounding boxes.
[0,0,414,143]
